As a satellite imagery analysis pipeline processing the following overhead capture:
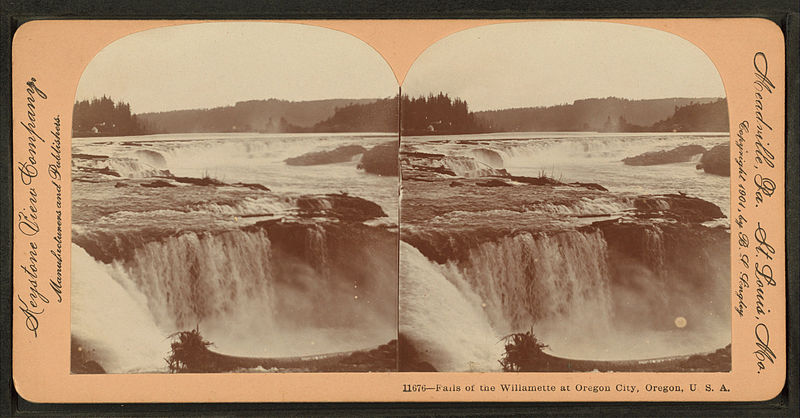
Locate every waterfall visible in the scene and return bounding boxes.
[460,230,614,334]
[400,230,616,371]
[74,155,171,178]
[73,224,397,363]
[400,222,730,367]
[117,229,278,333]
[399,242,504,372]
[441,156,505,177]
[71,245,170,373]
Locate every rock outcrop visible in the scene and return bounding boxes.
[622,144,706,166]
[295,193,387,222]
[696,143,730,176]
[358,141,399,176]
[284,145,366,166]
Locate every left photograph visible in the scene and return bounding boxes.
[70,22,400,373]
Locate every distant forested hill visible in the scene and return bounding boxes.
[137,98,384,134]
[75,95,728,137]
[649,99,729,132]
[476,97,724,132]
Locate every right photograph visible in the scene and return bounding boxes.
[398,21,731,372]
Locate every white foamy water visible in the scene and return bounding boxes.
[403,132,730,218]
[71,245,170,373]
[73,132,399,218]
[400,242,504,371]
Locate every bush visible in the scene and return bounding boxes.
[165,327,214,373]
[498,329,549,372]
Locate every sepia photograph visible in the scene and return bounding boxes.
[70,22,400,374]
[9,14,790,404]
[398,21,732,372]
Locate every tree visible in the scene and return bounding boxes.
[72,96,147,136]
[399,93,485,135]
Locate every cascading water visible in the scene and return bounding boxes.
[399,242,504,372]
[400,230,616,371]
[402,132,730,218]
[117,229,278,335]
[401,223,730,368]
[72,132,399,373]
[71,245,171,373]
[460,230,615,335]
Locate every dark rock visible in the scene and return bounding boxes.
[141,180,176,188]
[508,175,563,186]
[359,141,398,176]
[341,340,397,369]
[407,164,457,177]
[449,181,466,187]
[81,361,107,374]
[170,176,226,186]
[285,145,366,166]
[71,337,106,374]
[80,166,121,177]
[233,182,270,191]
[114,182,129,188]
[398,334,437,372]
[72,153,109,160]
[633,193,724,222]
[403,151,447,159]
[296,193,386,222]
[476,179,512,187]
[696,143,730,176]
[156,175,269,191]
[571,182,608,191]
[622,144,706,166]
[503,343,731,372]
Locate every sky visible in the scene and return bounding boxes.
[75,22,399,114]
[402,21,726,112]
[77,21,726,114]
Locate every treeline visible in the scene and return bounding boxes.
[312,98,398,132]
[73,96,148,137]
[400,93,486,135]
[137,98,383,134]
[73,94,728,138]
[476,97,726,133]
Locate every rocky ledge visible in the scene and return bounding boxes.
[284,144,366,166]
[622,144,706,166]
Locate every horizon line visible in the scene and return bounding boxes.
[74,94,726,116]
